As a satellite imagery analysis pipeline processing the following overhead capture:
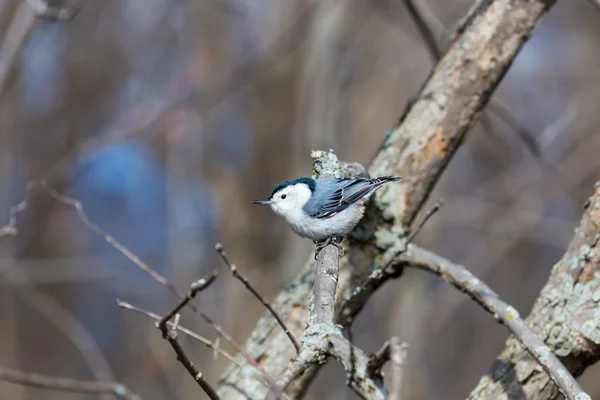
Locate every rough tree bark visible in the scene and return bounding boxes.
[468,187,600,399]
[217,0,559,398]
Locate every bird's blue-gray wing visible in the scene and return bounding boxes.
[304,177,400,219]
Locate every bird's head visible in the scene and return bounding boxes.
[252,177,315,217]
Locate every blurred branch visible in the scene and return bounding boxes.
[589,0,600,12]
[0,2,36,96]
[218,0,560,397]
[117,300,281,395]
[469,185,600,399]
[0,0,79,96]
[156,272,220,400]
[215,243,300,352]
[41,4,314,185]
[0,195,28,236]
[4,263,117,400]
[25,0,80,21]
[0,366,139,400]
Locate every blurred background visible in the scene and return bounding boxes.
[1,0,599,399]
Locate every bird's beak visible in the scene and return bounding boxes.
[252,198,272,205]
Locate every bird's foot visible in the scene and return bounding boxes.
[314,236,345,259]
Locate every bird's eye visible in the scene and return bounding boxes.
[281,194,287,199]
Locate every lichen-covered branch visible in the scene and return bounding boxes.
[401,246,587,400]
[468,186,600,399]
[267,233,386,399]
[217,0,558,397]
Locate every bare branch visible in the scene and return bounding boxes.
[469,185,600,399]
[401,246,588,400]
[117,300,282,396]
[267,241,341,399]
[41,180,179,292]
[41,181,269,381]
[337,200,443,324]
[328,334,387,400]
[0,366,140,400]
[156,273,220,400]
[220,1,559,395]
[215,243,300,352]
[311,243,340,325]
[117,300,241,368]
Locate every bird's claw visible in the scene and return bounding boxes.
[314,237,345,259]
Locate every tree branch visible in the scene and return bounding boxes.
[469,185,600,399]
[365,337,408,400]
[268,241,387,400]
[215,243,300,352]
[117,300,282,396]
[218,0,559,397]
[41,181,271,382]
[156,272,220,400]
[401,246,587,400]
[0,366,140,400]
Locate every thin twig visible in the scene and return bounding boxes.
[403,199,444,249]
[156,273,220,400]
[337,200,444,324]
[403,246,588,400]
[157,271,218,328]
[41,181,270,381]
[0,366,140,400]
[117,300,283,396]
[215,243,300,352]
[117,300,240,368]
[41,180,179,291]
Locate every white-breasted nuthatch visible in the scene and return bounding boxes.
[252,176,401,254]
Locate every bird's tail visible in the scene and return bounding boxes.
[369,176,401,186]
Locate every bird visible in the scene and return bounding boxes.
[252,176,401,257]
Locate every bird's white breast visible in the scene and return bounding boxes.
[283,202,365,241]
